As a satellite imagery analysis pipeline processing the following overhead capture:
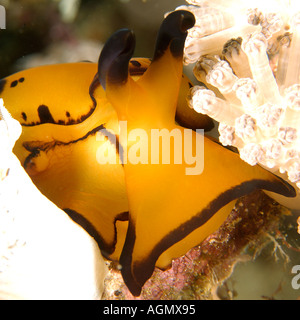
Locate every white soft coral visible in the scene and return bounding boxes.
[183,1,300,192]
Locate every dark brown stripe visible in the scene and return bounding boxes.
[89,73,100,109]
[23,124,105,153]
[10,80,18,88]
[119,219,140,295]
[23,123,124,170]
[38,105,55,124]
[21,76,98,127]
[129,67,148,76]
[98,128,124,165]
[23,124,105,170]
[19,59,146,127]
[21,112,27,121]
[22,106,96,127]
[130,60,142,67]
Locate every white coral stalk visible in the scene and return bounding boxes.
[194,56,241,104]
[233,78,262,110]
[283,13,300,88]
[189,86,244,126]
[0,100,107,299]
[275,32,291,90]
[223,38,253,78]
[242,32,282,104]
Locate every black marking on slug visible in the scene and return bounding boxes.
[23,124,105,155]
[98,127,124,166]
[21,95,96,127]
[130,60,142,67]
[129,66,147,76]
[10,80,18,88]
[89,73,100,109]
[20,75,99,127]
[22,105,95,127]
[153,10,195,61]
[37,105,55,124]
[21,112,27,121]
[23,148,41,170]
[98,29,136,90]
[107,30,136,87]
[23,124,104,171]
[23,123,123,168]
[10,77,25,88]
[129,59,149,76]
[23,122,125,175]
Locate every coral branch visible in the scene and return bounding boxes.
[284,13,300,88]
[188,86,243,126]
[242,33,281,104]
